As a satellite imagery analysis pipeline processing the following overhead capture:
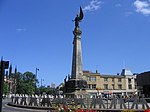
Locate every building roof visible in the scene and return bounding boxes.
[100,74,124,78]
[83,70,124,78]
[121,69,133,76]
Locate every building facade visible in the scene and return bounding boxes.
[82,69,137,97]
[137,71,150,97]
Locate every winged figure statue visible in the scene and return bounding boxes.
[73,6,84,28]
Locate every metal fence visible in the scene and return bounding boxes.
[10,95,150,110]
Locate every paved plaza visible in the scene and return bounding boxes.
[2,99,47,112]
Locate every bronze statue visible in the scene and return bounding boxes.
[73,6,84,28]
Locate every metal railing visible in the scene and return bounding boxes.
[10,95,150,110]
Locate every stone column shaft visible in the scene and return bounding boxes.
[71,27,83,80]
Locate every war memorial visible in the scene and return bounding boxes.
[1,7,150,112]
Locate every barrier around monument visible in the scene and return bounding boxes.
[7,95,150,112]
[7,102,56,110]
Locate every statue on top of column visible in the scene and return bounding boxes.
[73,6,84,28]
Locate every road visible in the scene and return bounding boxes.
[2,99,48,112]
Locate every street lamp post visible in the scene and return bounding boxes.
[35,68,39,79]
[0,58,9,112]
[35,68,39,93]
[40,79,44,95]
[41,79,44,88]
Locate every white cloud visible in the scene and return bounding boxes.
[134,0,150,15]
[16,28,26,32]
[83,0,102,12]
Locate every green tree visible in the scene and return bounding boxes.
[3,82,9,95]
[38,86,57,95]
[16,71,37,95]
[15,72,23,94]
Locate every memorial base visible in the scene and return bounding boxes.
[64,79,87,98]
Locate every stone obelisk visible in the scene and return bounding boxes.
[64,7,87,98]
[71,25,83,80]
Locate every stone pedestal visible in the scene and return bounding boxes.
[64,79,87,98]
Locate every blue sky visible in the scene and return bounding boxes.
[0,0,150,86]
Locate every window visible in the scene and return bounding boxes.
[112,78,114,82]
[128,85,132,89]
[128,78,131,83]
[92,84,96,89]
[91,77,96,82]
[104,84,108,89]
[118,78,122,82]
[86,76,90,81]
[118,84,122,89]
[112,84,115,89]
[104,78,108,82]
[88,84,91,89]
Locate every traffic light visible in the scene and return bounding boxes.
[4,61,9,69]
[0,61,9,69]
